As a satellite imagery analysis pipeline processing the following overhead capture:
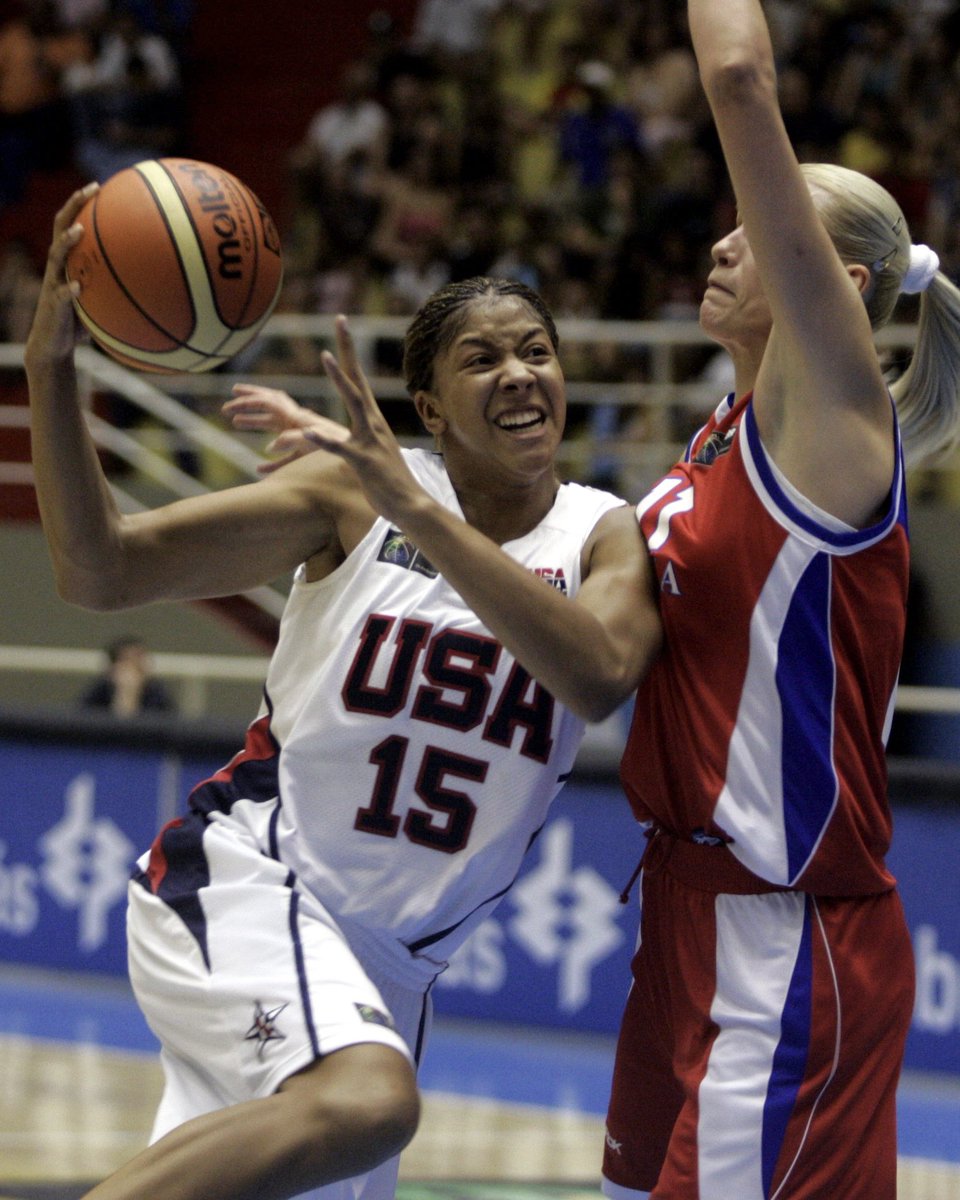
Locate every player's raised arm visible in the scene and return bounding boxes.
[689,0,893,524]
[25,189,369,611]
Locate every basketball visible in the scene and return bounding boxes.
[65,157,283,373]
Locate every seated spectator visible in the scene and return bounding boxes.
[290,59,389,184]
[383,232,450,314]
[289,144,383,284]
[623,19,698,157]
[78,635,176,717]
[409,0,501,79]
[0,0,91,208]
[446,198,501,280]
[380,61,450,174]
[557,59,642,220]
[116,0,192,64]
[0,235,41,340]
[63,8,182,181]
[369,134,456,275]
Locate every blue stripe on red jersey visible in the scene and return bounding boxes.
[762,899,813,1193]
[777,552,838,880]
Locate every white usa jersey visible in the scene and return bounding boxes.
[186,449,622,981]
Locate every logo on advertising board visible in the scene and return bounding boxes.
[913,925,960,1035]
[509,820,624,1011]
[0,772,135,954]
[437,817,626,1016]
[39,773,135,951]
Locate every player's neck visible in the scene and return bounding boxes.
[456,476,560,545]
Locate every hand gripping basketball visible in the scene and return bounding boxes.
[65,158,283,373]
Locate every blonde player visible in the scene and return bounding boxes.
[602,1,960,1197]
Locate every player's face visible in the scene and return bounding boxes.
[415,296,566,485]
[700,224,773,358]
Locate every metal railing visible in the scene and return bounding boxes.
[0,315,926,480]
[4,314,956,730]
[0,644,270,718]
[0,642,958,723]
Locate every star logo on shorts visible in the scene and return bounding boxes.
[244,1000,288,1058]
[605,1129,623,1154]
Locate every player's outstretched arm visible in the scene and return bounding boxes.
[310,316,661,721]
[25,183,127,609]
[688,0,892,524]
[25,189,366,610]
[222,385,326,474]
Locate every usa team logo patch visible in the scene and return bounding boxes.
[355,1002,395,1029]
[378,529,438,578]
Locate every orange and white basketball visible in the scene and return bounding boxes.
[66,157,283,373]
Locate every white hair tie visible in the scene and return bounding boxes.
[902,244,940,294]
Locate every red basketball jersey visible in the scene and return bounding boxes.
[620,393,909,895]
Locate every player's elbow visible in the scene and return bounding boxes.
[53,560,130,611]
[702,56,776,113]
[576,623,662,723]
[575,668,640,724]
[55,575,117,611]
[577,689,627,724]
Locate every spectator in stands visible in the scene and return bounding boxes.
[558,60,642,207]
[775,64,841,163]
[287,144,384,295]
[409,0,502,76]
[622,16,698,158]
[118,0,192,65]
[63,8,183,181]
[290,59,389,186]
[488,207,543,290]
[380,60,447,174]
[0,235,41,341]
[829,8,910,120]
[0,0,91,208]
[446,199,501,281]
[382,232,450,315]
[369,134,456,280]
[78,635,176,717]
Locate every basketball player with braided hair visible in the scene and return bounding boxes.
[26,235,660,1200]
[600,3,960,1199]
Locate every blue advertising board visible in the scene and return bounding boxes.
[1,728,958,1077]
[0,733,222,975]
[887,805,960,1074]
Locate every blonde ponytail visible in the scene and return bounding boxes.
[800,162,960,467]
[889,271,960,467]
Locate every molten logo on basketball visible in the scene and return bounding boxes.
[179,162,245,280]
[67,156,284,372]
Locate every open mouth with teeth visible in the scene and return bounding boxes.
[495,409,547,432]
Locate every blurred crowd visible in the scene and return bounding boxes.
[281,0,960,335]
[0,0,189,212]
[260,0,960,495]
[0,0,190,343]
[4,0,960,374]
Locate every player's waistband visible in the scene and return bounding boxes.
[641,826,791,895]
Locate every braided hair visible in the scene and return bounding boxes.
[402,277,559,397]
